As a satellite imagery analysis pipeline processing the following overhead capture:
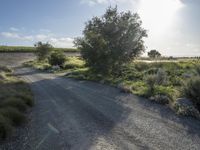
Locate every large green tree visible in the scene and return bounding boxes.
[148,50,161,59]
[74,7,147,74]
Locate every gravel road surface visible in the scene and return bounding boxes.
[1,67,200,150]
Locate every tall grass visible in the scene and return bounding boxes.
[0,67,34,139]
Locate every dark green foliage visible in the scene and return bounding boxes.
[145,75,157,95]
[48,51,66,67]
[74,6,147,74]
[35,42,53,61]
[0,98,28,112]
[0,114,13,139]
[183,77,200,111]
[0,107,26,126]
[148,50,161,59]
[16,94,34,107]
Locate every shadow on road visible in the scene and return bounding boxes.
[1,67,200,150]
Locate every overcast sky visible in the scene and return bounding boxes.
[0,0,199,56]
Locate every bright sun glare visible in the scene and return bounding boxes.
[138,0,184,36]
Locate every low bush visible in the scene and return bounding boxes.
[174,98,200,118]
[183,77,200,111]
[48,51,66,67]
[16,94,34,107]
[64,57,85,69]
[0,114,13,139]
[149,95,170,104]
[156,68,168,85]
[145,74,157,95]
[0,98,28,112]
[0,107,26,126]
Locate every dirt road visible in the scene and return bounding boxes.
[1,68,200,150]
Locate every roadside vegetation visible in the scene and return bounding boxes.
[0,45,79,53]
[24,7,200,119]
[0,66,34,139]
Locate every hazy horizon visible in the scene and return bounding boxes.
[0,0,199,57]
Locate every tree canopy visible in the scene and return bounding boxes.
[148,50,161,59]
[74,7,147,74]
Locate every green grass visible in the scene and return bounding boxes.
[65,58,200,105]
[0,67,34,139]
[25,56,85,73]
[25,56,200,117]
[0,46,80,53]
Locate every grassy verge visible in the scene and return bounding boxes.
[0,66,34,139]
[24,56,85,73]
[0,46,79,53]
[25,56,200,118]
[65,58,200,118]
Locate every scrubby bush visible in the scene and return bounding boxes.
[174,98,200,118]
[156,68,168,85]
[48,51,66,67]
[150,95,170,104]
[35,41,53,61]
[0,114,13,139]
[117,82,132,93]
[64,57,85,69]
[144,68,159,75]
[16,94,34,107]
[0,107,26,126]
[145,75,157,95]
[195,65,200,75]
[183,77,200,111]
[0,98,27,112]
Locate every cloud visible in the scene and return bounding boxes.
[1,31,74,48]
[81,0,108,6]
[10,27,19,32]
[49,37,74,48]
[1,32,20,39]
[35,34,49,41]
[80,0,137,6]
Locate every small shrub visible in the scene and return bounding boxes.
[156,68,168,85]
[170,76,183,86]
[35,42,53,61]
[183,77,200,111]
[117,83,132,93]
[0,98,27,112]
[149,95,170,104]
[195,65,200,75]
[134,62,149,71]
[16,94,34,107]
[145,75,157,95]
[174,98,200,118]
[154,86,175,100]
[0,114,13,139]
[48,51,66,67]
[0,107,26,126]
[144,68,159,75]
[64,57,85,69]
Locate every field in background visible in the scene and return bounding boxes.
[0,46,79,53]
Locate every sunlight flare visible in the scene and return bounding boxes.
[138,0,184,36]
